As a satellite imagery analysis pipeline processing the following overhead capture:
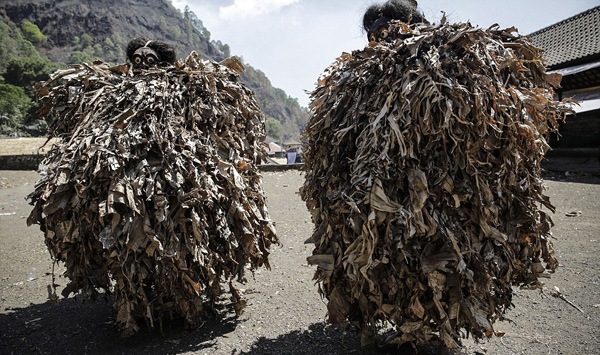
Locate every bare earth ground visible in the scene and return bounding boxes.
[0,169,599,355]
[0,138,60,156]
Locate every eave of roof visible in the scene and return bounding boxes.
[528,6,600,70]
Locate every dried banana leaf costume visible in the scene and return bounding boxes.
[28,52,278,335]
[301,19,571,348]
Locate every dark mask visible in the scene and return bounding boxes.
[367,16,413,43]
[368,16,392,42]
[132,47,161,68]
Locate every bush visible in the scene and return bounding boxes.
[168,25,182,39]
[266,117,282,138]
[68,50,95,64]
[3,57,57,89]
[20,21,47,45]
[0,83,31,132]
[81,33,94,47]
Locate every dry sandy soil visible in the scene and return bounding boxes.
[0,169,599,355]
[0,138,61,156]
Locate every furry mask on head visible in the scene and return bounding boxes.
[363,0,428,42]
[126,38,177,68]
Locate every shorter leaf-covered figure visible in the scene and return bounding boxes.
[28,40,278,336]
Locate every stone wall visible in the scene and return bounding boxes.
[0,155,45,171]
[0,154,305,172]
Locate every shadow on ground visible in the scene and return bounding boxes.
[0,295,239,355]
[542,170,600,185]
[0,296,454,355]
[239,323,452,355]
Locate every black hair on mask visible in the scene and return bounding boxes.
[363,0,428,33]
[126,38,177,65]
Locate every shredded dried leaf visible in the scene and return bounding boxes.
[28,52,278,336]
[301,21,572,349]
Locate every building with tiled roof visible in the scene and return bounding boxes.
[528,6,600,150]
[529,6,600,70]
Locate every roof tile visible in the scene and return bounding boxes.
[528,6,600,68]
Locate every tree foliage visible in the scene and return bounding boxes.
[266,117,282,139]
[4,56,57,89]
[168,25,182,39]
[20,21,47,45]
[81,33,94,47]
[0,20,38,72]
[0,19,54,135]
[0,83,31,132]
[185,6,211,40]
[212,40,231,57]
[242,65,309,140]
[68,50,95,64]
[0,4,309,138]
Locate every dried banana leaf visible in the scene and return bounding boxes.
[301,21,572,349]
[27,52,278,336]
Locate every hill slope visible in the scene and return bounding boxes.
[0,0,308,140]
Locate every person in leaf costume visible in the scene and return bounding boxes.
[301,0,570,350]
[28,39,278,335]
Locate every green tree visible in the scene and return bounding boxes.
[202,29,211,41]
[168,25,182,39]
[111,33,123,46]
[266,117,282,139]
[93,43,103,57]
[103,37,115,50]
[69,50,95,64]
[0,83,31,132]
[0,20,39,71]
[83,45,96,56]
[81,33,94,47]
[185,9,211,41]
[3,57,57,89]
[159,16,168,31]
[216,42,231,57]
[20,21,47,45]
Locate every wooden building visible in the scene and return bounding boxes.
[528,6,600,150]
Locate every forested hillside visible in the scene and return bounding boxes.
[0,0,308,139]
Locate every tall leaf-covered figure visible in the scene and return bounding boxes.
[301,0,571,349]
[28,39,278,335]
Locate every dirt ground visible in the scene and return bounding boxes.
[1,169,599,355]
[0,138,60,156]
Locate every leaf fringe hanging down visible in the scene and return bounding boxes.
[301,21,572,349]
[27,52,278,336]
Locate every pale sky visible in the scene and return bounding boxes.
[172,0,599,107]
